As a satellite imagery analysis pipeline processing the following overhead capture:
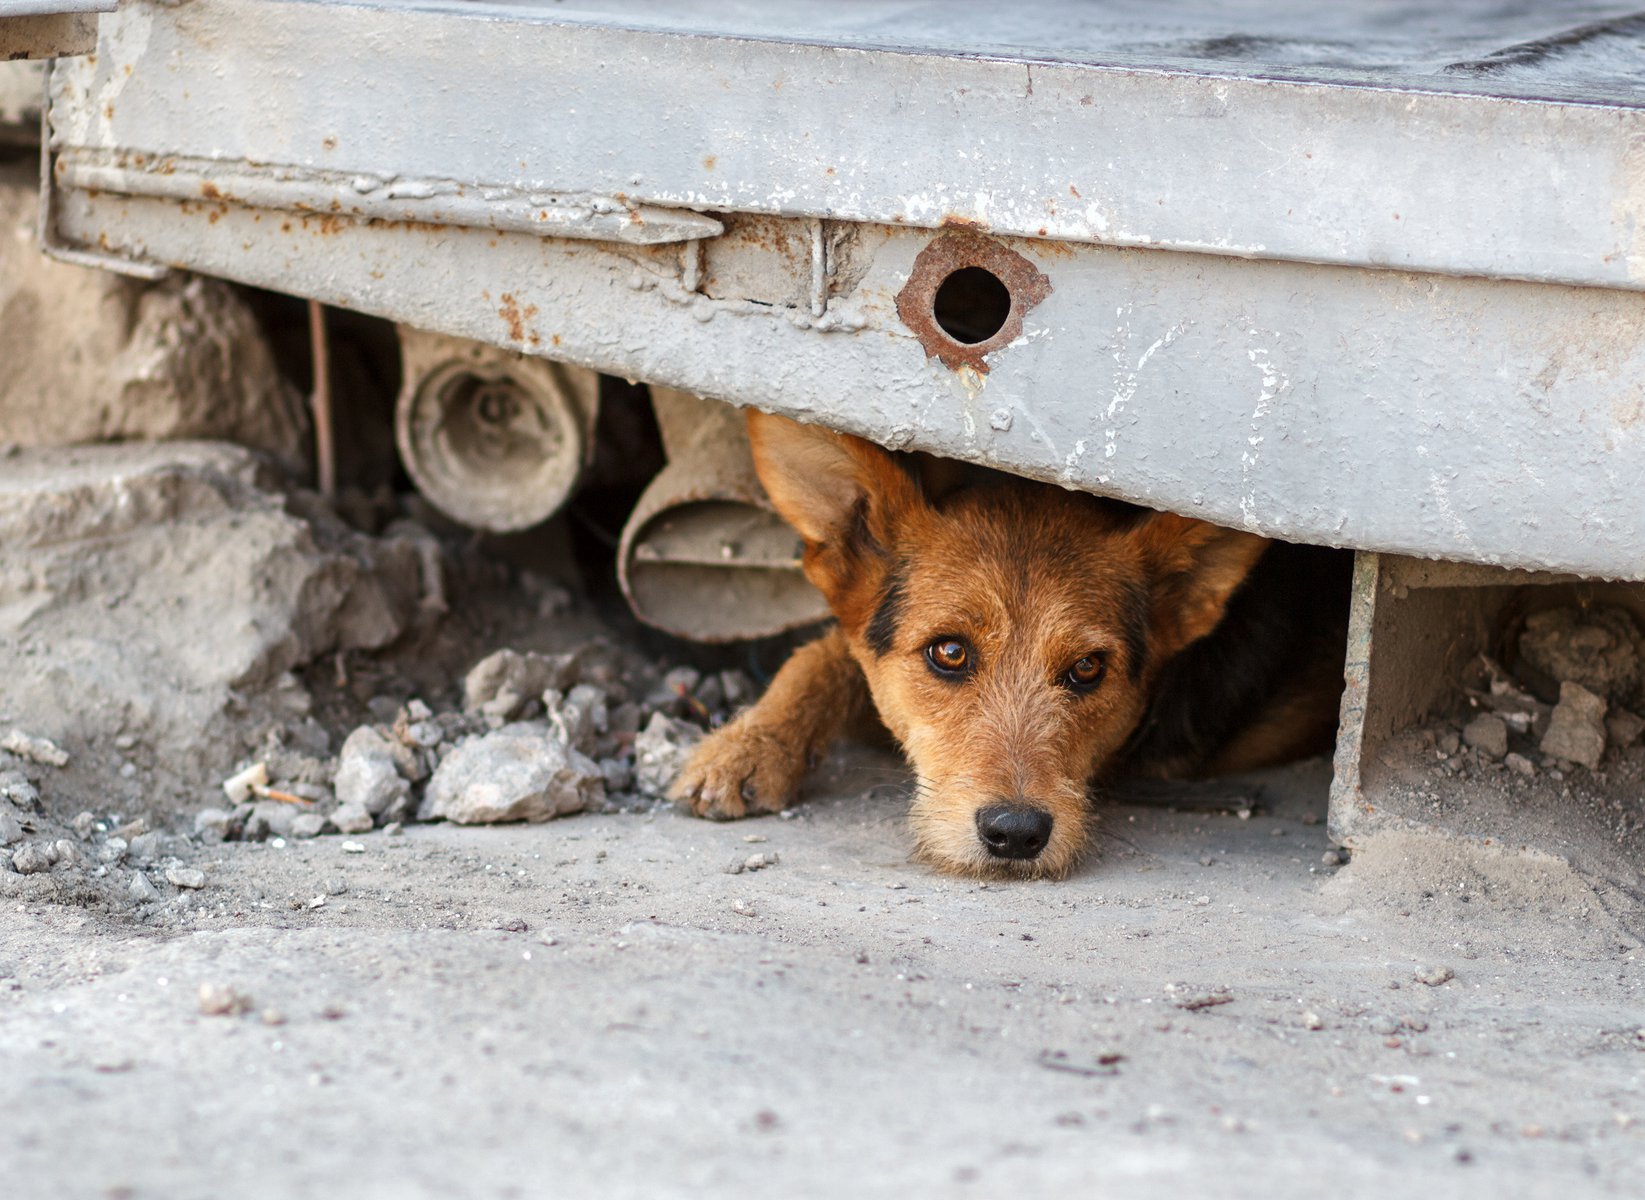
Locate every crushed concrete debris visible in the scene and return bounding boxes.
[1540,681,1608,771]
[463,649,580,719]
[1516,606,1642,706]
[0,442,432,793]
[334,727,413,819]
[634,713,704,800]
[11,843,56,874]
[197,984,254,1017]
[0,770,38,810]
[1606,708,1645,751]
[128,871,161,902]
[1461,713,1508,760]
[165,867,207,890]
[725,852,780,875]
[1,731,69,768]
[1,164,310,471]
[419,725,604,824]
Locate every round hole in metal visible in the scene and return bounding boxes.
[931,266,1013,345]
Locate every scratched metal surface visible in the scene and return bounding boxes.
[41,0,1645,578]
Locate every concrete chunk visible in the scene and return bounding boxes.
[1462,713,1508,760]
[419,726,602,824]
[1539,681,1608,770]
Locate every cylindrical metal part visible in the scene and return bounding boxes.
[394,327,598,532]
[618,388,829,642]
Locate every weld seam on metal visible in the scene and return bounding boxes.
[56,158,724,246]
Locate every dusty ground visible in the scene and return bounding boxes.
[0,255,1639,1195]
[4,740,1644,1199]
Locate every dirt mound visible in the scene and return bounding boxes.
[0,163,308,470]
[0,440,430,810]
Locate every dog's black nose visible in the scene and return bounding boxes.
[975,804,1053,860]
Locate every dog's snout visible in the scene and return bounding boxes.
[975,803,1054,860]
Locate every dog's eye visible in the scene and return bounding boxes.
[925,639,971,677]
[1064,653,1106,692]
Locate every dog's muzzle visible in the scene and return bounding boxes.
[975,803,1053,860]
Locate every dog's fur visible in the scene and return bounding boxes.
[671,411,1351,879]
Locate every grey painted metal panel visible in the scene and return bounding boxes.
[52,186,1645,581]
[45,0,1645,292]
[0,1,113,16]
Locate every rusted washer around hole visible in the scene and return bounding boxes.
[895,232,1051,373]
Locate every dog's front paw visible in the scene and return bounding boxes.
[670,721,807,820]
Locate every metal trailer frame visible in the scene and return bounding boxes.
[0,0,110,60]
[27,0,1645,855]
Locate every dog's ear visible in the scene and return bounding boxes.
[1131,513,1270,657]
[747,410,921,559]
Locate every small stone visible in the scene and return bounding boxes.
[635,713,704,799]
[1461,713,1509,760]
[249,800,298,840]
[50,839,78,866]
[334,726,411,816]
[1539,681,1607,770]
[419,725,603,824]
[193,807,233,841]
[381,821,403,837]
[719,671,755,707]
[1,730,68,768]
[463,649,579,718]
[197,983,252,1016]
[72,811,97,838]
[340,840,366,854]
[1302,1010,1325,1031]
[11,842,55,874]
[546,684,608,753]
[1436,730,1461,757]
[1505,752,1536,778]
[1321,849,1345,866]
[1415,965,1454,986]
[1606,707,1645,751]
[165,867,207,890]
[405,720,443,749]
[0,809,22,846]
[0,770,39,809]
[330,802,374,834]
[128,830,168,862]
[290,813,326,839]
[324,876,348,896]
[260,1008,287,1027]
[128,870,161,902]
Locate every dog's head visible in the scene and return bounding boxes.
[750,411,1268,879]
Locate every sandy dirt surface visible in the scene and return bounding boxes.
[4,744,1643,1199]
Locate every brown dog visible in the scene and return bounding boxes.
[672,411,1350,878]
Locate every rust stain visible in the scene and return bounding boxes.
[497,293,539,344]
[103,104,114,120]
[208,210,221,225]
[894,231,1053,374]
[939,214,985,231]
[703,155,717,170]
[323,136,338,151]
[199,181,222,200]
[551,334,562,347]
